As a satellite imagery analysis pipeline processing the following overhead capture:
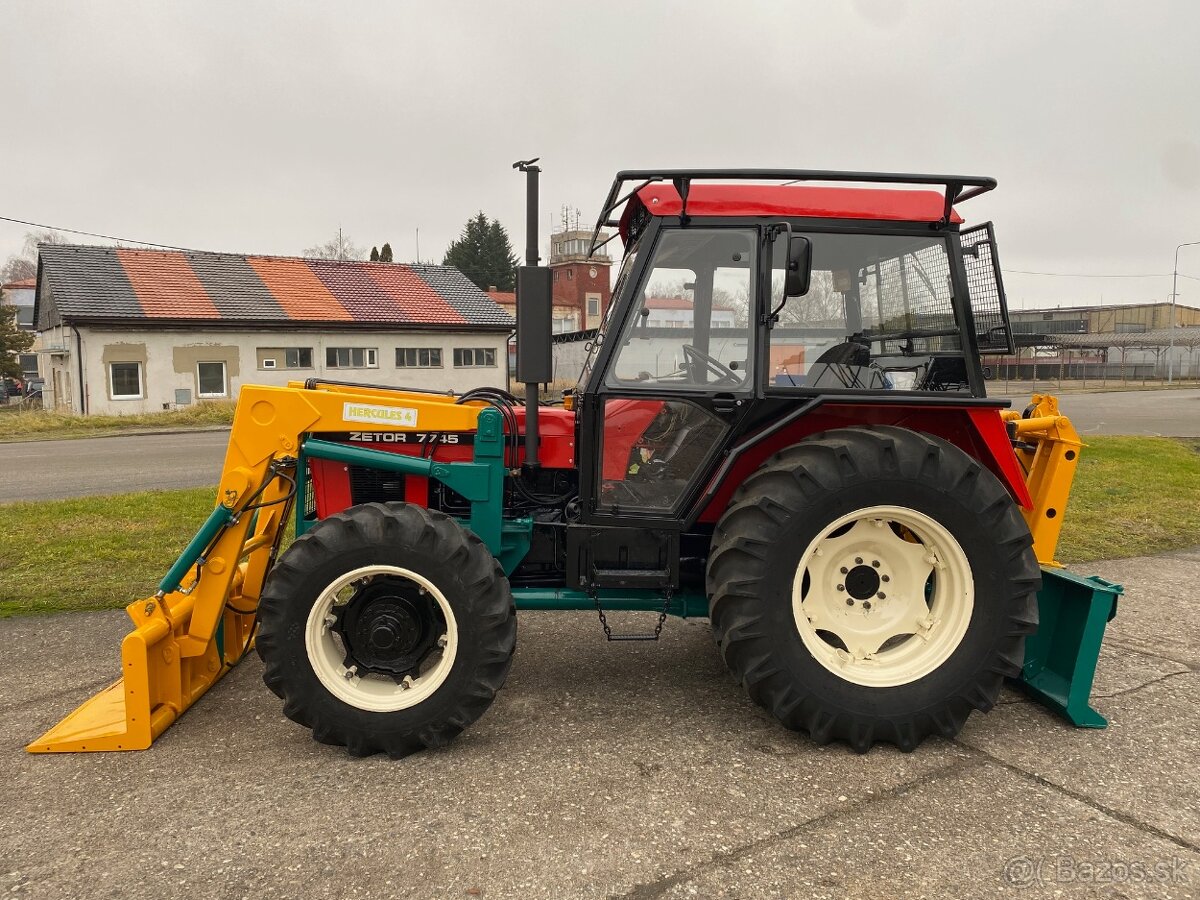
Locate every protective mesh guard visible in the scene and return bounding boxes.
[960,223,1015,353]
[872,243,961,356]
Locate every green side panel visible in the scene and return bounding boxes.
[295,447,316,537]
[1017,568,1122,728]
[463,406,505,555]
[512,586,709,619]
[498,518,533,576]
[158,503,235,595]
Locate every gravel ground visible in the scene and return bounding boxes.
[1,547,1197,899]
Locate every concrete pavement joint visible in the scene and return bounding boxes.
[1091,669,1193,699]
[616,757,983,899]
[1103,638,1197,672]
[956,744,1200,855]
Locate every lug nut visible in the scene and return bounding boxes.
[845,598,854,606]
[872,560,880,568]
[877,592,886,599]
[837,584,845,592]
[863,601,872,610]
[882,575,890,583]
[855,557,863,564]
[840,566,848,574]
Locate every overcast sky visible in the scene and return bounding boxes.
[3,1,1199,308]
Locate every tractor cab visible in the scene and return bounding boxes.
[570,170,1015,524]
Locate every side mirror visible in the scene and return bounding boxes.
[785,235,812,297]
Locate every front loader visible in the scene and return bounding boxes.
[30,166,1120,756]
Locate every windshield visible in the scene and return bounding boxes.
[605,227,755,391]
[577,240,642,390]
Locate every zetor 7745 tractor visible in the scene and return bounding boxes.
[31,167,1119,758]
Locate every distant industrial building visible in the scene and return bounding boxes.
[1000,301,1200,380]
[1010,300,1200,336]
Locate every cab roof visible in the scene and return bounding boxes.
[591,169,995,254]
[633,183,964,225]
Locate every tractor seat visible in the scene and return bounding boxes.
[806,340,891,390]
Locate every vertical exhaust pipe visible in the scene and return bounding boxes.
[513,159,552,469]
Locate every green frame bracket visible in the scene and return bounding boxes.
[158,503,235,595]
[1016,568,1122,728]
[512,586,708,618]
[298,406,515,559]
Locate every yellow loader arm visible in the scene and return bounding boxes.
[1001,393,1084,567]
[28,383,482,753]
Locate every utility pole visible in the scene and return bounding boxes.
[1169,241,1200,383]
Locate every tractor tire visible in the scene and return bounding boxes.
[706,426,1040,752]
[256,502,516,757]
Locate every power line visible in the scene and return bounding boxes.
[0,213,200,252]
[1002,268,1174,278]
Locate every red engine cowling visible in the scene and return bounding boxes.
[307,406,578,520]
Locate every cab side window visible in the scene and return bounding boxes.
[767,232,966,393]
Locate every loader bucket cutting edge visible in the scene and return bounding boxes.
[27,589,250,753]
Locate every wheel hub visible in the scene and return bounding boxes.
[844,564,880,600]
[334,582,439,680]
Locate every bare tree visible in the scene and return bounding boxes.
[1,230,67,283]
[304,228,364,262]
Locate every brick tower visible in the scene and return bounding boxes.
[549,227,612,331]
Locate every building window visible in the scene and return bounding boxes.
[258,347,313,370]
[396,347,443,368]
[587,295,600,317]
[109,361,143,400]
[326,347,378,368]
[197,361,228,398]
[453,347,497,368]
[286,347,313,368]
[567,269,573,280]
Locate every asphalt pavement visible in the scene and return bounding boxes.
[0,429,230,502]
[2,547,1198,899]
[1,388,1198,504]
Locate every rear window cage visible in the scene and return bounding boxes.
[959,222,1015,354]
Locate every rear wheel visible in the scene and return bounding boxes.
[257,502,516,757]
[707,426,1040,752]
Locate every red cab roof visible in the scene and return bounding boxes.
[634,183,964,225]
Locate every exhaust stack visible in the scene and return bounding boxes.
[513,159,552,468]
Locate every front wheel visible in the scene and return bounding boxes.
[257,502,516,757]
[706,426,1040,752]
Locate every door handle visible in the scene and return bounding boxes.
[711,394,742,414]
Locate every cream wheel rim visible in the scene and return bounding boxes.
[791,505,974,688]
[305,564,459,712]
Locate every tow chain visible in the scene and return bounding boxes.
[589,583,674,642]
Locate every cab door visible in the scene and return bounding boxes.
[579,225,762,524]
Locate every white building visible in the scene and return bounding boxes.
[1,277,38,380]
[34,246,514,415]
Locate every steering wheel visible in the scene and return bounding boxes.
[682,344,741,387]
